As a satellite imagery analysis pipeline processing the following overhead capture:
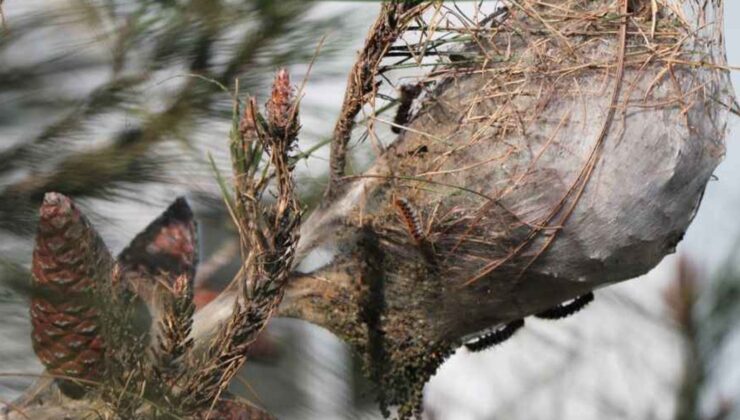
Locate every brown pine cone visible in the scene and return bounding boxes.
[117,197,198,290]
[30,192,113,396]
[201,399,275,420]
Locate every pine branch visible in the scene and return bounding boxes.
[182,69,302,410]
[154,274,195,383]
[325,1,430,198]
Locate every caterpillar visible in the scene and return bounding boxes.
[393,197,424,244]
[464,319,525,353]
[392,83,422,134]
[535,292,594,320]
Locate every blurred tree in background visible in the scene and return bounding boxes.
[667,252,740,420]
[0,0,344,288]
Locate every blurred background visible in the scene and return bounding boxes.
[0,1,738,419]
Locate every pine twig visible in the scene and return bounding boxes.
[182,69,302,411]
[155,273,195,382]
[325,1,430,199]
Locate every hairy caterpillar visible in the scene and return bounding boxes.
[393,197,439,271]
[535,292,594,320]
[391,83,422,134]
[464,319,525,353]
[393,197,424,244]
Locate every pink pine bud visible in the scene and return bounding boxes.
[266,68,299,142]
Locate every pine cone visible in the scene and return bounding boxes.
[30,193,113,396]
[204,399,276,420]
[117,197,197,288]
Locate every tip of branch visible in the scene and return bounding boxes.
[266,68,299,146]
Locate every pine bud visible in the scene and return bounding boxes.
[266,68,299,145]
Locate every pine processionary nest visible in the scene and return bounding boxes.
[279,0,735,416]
